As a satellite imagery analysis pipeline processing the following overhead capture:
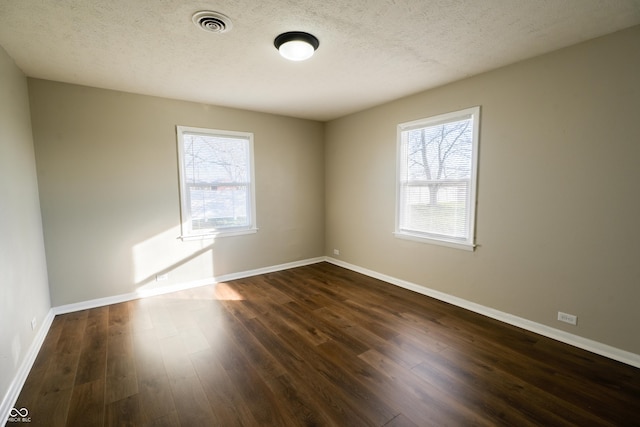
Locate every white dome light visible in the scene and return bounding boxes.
[278,40,315,61]
[274,32,319,62]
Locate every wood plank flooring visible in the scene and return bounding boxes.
[9,262,640,426]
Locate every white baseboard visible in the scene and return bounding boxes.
[53,256,326,315]
[325,257,640,369]
[1,308,55,425]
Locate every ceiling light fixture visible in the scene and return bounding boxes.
[274,32,319,61]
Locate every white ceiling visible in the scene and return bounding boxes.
[1,0,639,121]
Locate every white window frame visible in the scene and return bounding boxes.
[176,125,257,240]
[395,106,480,251]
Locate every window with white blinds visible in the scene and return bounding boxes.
[395,107,480,250]
[176,126,256,239]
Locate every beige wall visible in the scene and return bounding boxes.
[28,80,325,307]
[325,26,640,354]
[0,47,51,404]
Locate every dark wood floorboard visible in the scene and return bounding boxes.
[9,262,640,426]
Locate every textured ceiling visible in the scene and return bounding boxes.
[1,0,639,121]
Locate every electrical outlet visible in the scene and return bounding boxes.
[333,249,340,256]
[557,311,577,325]
[31,317,37,331]
[156,273,169,282]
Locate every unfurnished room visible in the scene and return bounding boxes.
[1,0,640,426]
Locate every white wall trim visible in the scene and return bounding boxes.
[1,308,55,425]
[53,256,326,315]
[325,257,640,369]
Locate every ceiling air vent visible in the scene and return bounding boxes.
[192,11,233,34]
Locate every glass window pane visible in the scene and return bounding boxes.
[177,126,255,237]
[189,184,249,230]
[396,107,479,248]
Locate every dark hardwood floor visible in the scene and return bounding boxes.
[9,262,640,426]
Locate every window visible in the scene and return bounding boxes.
[176,126,256,238]
[395,106,480,250]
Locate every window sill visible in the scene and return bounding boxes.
[180,227,258,241]
[393,231,475,251]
